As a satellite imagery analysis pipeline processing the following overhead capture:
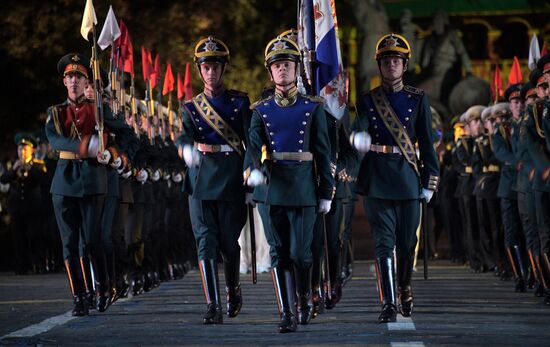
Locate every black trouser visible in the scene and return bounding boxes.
[517,191,539,256]
[534,191,550,255]
[501,197,522,248]
[363,198,420,259]
[476,196,500,270]
[443,196,464,260]
[462,195,484,269]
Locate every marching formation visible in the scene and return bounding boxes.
[3,0,550,338]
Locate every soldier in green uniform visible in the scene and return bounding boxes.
[176,37,250,324]
[0,134,47,274]
[491,88,527,292]
[45,53,136,315]
[526,65,550,304]
[350,34,439,323]
[246,36,334,332]
[515,76,545,296]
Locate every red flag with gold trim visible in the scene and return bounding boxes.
[162,63,174,95]
[507,56,522,86]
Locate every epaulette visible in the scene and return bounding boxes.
[404,85,424,95]
[227,89,248,98]
[301,94,324,103]
[250,95,274,110]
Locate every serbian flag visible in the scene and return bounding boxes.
[507,56,522,86]
[162,63,174,95]
[299,0,346,119]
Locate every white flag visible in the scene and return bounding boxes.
[98,6,121,50]
[80,0,97,41]
[528,33,540,71]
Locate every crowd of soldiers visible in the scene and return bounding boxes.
[437,53,550,307]
[3,25,549,336]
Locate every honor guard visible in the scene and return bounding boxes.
[350,33,439,323]
[45,53,136,316]
[526,65,550,303]
[246,36,334,332]
[492,87,527,292]
[177,36,250,324]
[0,134,46,274]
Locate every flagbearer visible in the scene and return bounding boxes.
[350,34,439,323]
[46,53,135,315]
[246,36,334,333]
[177,37,250,324]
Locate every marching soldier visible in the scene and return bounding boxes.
[350,34,439,323]
[538,53,550,305]
[492,88,527,292]
[526,66,550,303]
[177,37,249,324]
[246,36,334,332]
[0,134,47,274]
[45,53,135,315]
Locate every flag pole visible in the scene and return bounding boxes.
[90,17,105,153]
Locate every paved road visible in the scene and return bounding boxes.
[1,261,549,346]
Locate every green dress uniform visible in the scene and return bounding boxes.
[515,80,544,295]
[350,34,439,323]
[492,89,527,291]
[176,37,249,324]
[46,53,136,315]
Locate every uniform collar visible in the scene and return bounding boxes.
[274,86,298,107]
[203,85,225,98]
[382,79,404,93]
[67,95,87,106]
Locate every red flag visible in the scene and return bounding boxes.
[542,42,548,56]
[177,72,184,100]
[507,56,522,86]
[492,64,503,103]
[150,54,160,89]
[183,62,193,100]
[162,63,174,95]
[141,46,153,82]
[116,20,134,77]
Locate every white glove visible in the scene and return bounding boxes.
[110,156,122,169]
[318,199,332,214]
[97,149,111,165]
[164,173,171,181]
[87,135,100,157]
[172,173,183,183]
[182,145,200,168]
[420,188,434,203]
[151,169,160,182]
[245,192,256,207]
[352,131,372,153]
[122,170,132,179]
[137,169,148,183]
[247,169,266,187]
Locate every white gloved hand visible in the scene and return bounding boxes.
[164,173,171,181]
[182,145,200,168]
[151,169,161,182]
[137,169,148,183]
[420,188,434,203]
[245,192,256,207]
[352,131,372,153]
[122,170,132,179]
[172,173,183,183]
[247,169,267,187]
[318,199,332,214]
[110,156,122,169]
[97,149,111,165]
[87,135,100,157]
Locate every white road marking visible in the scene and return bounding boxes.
[0,311,75,340]
[388,316,416,330]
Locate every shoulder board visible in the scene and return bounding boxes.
[250,95,274,110]
[301,94,324,103]
[404,85,424,95]
[227,89,248,98]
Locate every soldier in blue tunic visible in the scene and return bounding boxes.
[246,36,334,333]
[45,53,136,315]
[350,34,439,323]
[177,37,250,324]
